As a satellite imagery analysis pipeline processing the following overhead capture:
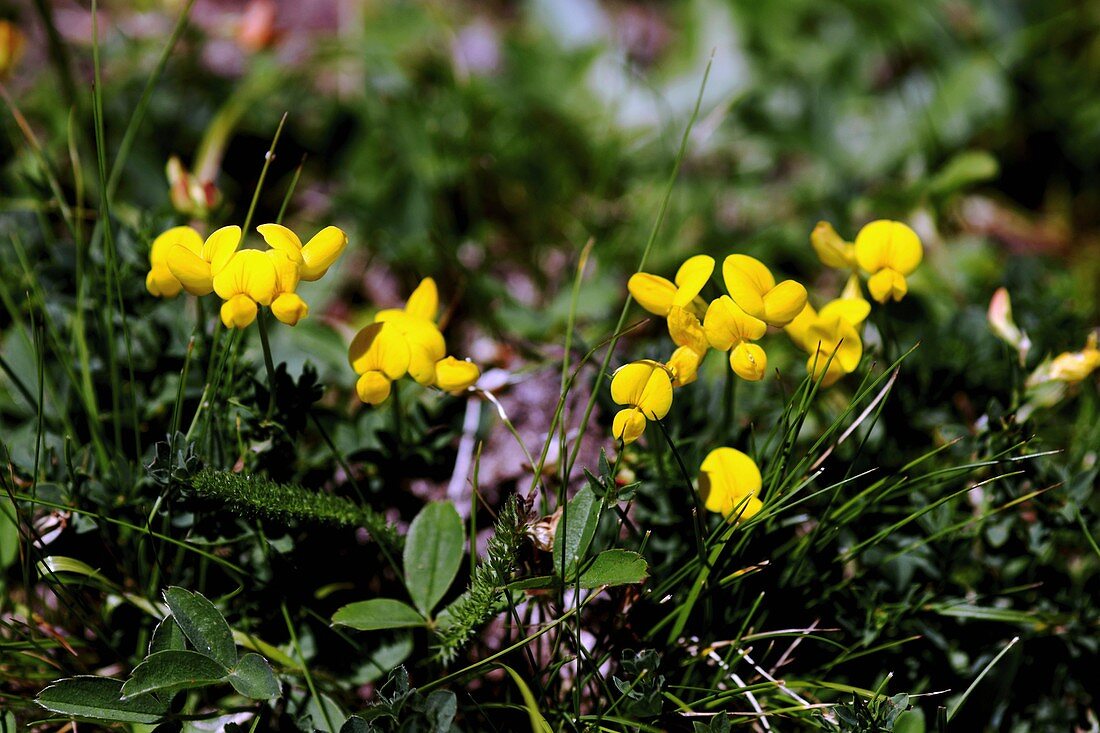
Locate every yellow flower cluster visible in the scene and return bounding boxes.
[607,219,924,522]
[145,223,347,329]
[347,278,481,406]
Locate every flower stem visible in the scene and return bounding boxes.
[256,308,278,418]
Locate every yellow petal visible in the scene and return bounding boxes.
[348,322,410,379]
[256,223,304,262]
[166,245,214,296]
[267,249,301,296]
[150,225,203,266]
[784,303,818,353]
[703,296,766,351]
[722,254,774,319]
[356,371,393,405]
[672,255,715,307]
[854,220,922,276]
[435,356,480,393]
[610,360,673,419]
[806,317,862,383]
[760,279,808,327]
[213,250,277,306]
[666,345,702,387]
[271,292,309,326]
[627,273,676,316]
[867,268,908,303]
[819,297,870,327]
[698,447,762,520]
[220,294,258,329]
[408,344,440,386]
[730,342,767,382]
[405,278,439,322]
[299,226,348,281]
[810,221,856,269]
[202,225,242,275]
[612,408,647,444]
[667,306,709,355]
[146,264,182,298]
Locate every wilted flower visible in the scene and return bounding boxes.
[0,21,25,79]
[987,287,1031,365]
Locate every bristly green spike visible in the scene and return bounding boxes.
[187,468,399,551]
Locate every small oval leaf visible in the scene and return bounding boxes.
[332,598,426,631]
[121,650,228,699]
[403,502,464,617]
[36,677,167,725]
[163,587,237,668]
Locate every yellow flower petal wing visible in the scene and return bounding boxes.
[257,223,304,262]
[348,322,410,379]
[819,297,870,327]
[271,293,309,326]
[722,254,773,319]
[299,226,348,281]
[435,356,480,393]
[356,371,392,405]
[627,273,676,316]
[761,279,808,327]
[220,294,258,329]
[672,255,715,307]
[202,225,242,276]
[612,408,647,444]
[667,345,702,387]
[867,269,907,303]
[213,250,277,305]
[167,245,214,296]
[784,303,817,353]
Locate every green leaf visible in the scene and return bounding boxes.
[228,653,280,699]
[163,587,237,668]
[148,617,187,656]
[553,485,601,578]
[120,650,228,699]
[302,693,346,733]
[332,598,426,631]
[926,150,998,196]
[403,501,464,616]
[36,677,167,724]
[578,550,648,588]
[0,495,19,570]
[499,664,553,733]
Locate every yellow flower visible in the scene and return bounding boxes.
[786,301,864,387]
[0,21,25,79]
[375,278,448,385]
[610,360,673,444]
[703,296,768,381]
[667,305,709,356]
[212,250,277,329]
[698,447,762,522]
[721,254,807,328]
[348,322,411,405]
[810,221,857,270]
[146,226,204,298]
[435,356,480,393]
[666,345,703,387]
[854,220,923,303]
[628,255,714,317]
[257,223,348,281]
[166,225,241,296]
